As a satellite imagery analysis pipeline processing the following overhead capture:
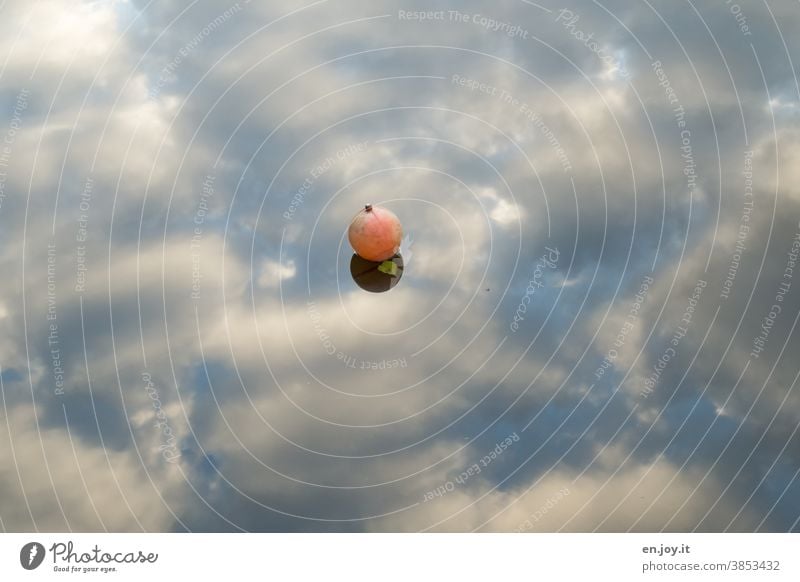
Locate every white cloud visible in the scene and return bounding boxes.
[258,258,297,288]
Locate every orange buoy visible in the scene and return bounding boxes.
[347,204,403,262]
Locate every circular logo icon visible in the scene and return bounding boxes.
[20,542,45,570]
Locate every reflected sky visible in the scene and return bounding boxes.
[0,0,799,532]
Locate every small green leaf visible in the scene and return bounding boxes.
[377,260,398,277]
